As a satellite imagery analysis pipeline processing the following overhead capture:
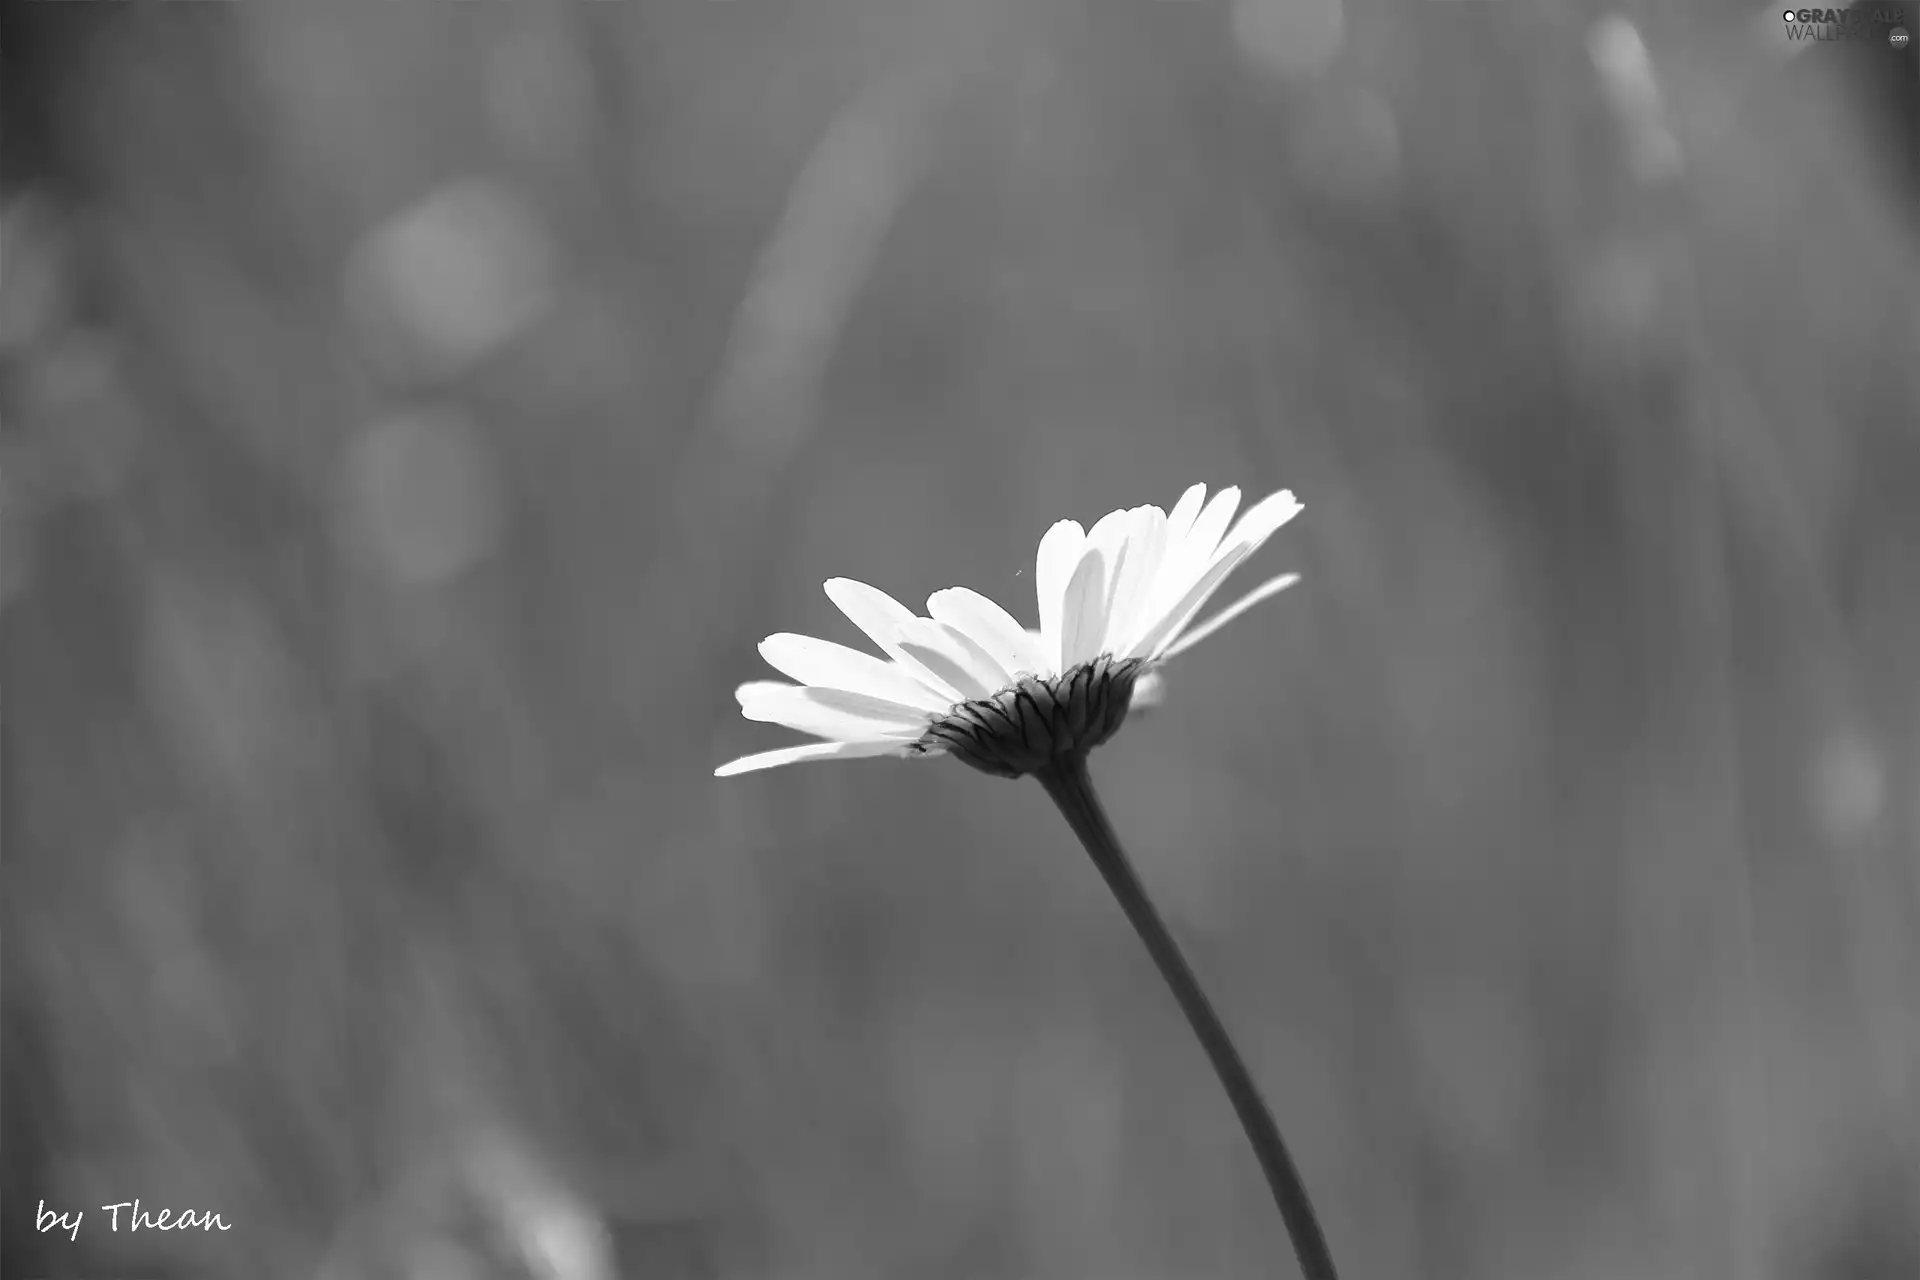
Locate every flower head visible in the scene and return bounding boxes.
[715,483,1302,779]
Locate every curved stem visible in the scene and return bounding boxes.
[1035,754,1340,1280]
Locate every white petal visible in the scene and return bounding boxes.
[739,683,930,740]
[802,684,938,726]
[1131,668,1166,711]
[823,578,962,701]
[1179,486,1242,574]
[926,587,1043,676]
[1105,506,1168,656]
[1084,507,1133,562]
[1034,519,1085,675]
[1148,485,1240,626]
[1083,508,1133,603]
[1081,511,1134,656]
[735,680,799,707]
[1209,489,1302,568]
[931,618,1013,691]
[1164,484,1207,551]
[715,737,910,777]
[1129,541,1256,660]
[1058,546,1110,670]
[1159,572,1300,659]
[896,617,998,701]
[758,633,951,711]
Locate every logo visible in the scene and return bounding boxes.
[1781,6,1909,41]
[1782,5,1905,19]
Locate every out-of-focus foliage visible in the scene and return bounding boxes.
[4,2,1917,1278]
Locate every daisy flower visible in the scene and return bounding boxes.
[714,482,1302,779]
[709,480,1339,1279]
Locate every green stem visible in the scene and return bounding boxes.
[1035,754,1340,1280]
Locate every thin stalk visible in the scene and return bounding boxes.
[1035,753,1340,1280]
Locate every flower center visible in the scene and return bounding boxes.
[915,654,1150,779]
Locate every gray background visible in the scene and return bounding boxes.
[4,2,1917,1278]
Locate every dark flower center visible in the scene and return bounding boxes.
[914,654,1149,779]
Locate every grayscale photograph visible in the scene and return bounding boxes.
[3,1,1917,1278]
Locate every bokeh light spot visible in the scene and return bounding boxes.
[1812,731,1886,845]
[338,407,505,589]
[344,178,556,382]
[1234,0,1346,82]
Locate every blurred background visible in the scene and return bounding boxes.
[3,1,1918,1278]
